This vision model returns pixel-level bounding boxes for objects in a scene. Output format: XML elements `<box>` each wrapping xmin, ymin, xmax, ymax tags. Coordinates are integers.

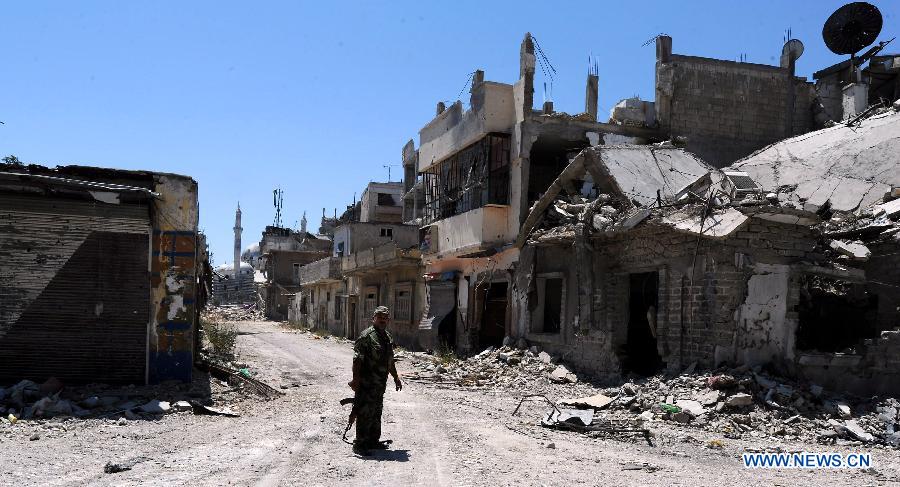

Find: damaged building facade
<box><xmin>513</xmin><ymin>105</ymin><xmax>900</xmax><ymax>395</ymax></box>
<box><xmin>257</xmin><ymin>222</ymin><xmax>331</xmax><ymax>320</ymax></box>
<box><xmin>0</xmin><ymin>164</ymin><xmax>203</xmax><ymax>384</ymax></box>
<box><xmin>292</xmin><ymin>178</ymin><xmax>426</xmax><ymax>348</ymax></box>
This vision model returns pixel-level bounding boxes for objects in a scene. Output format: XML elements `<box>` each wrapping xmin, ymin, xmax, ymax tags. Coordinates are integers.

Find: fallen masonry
<box><xmin>400</xmin><ymin>346</ymin><xmax>900</xmax><ymax>448</ymax></box>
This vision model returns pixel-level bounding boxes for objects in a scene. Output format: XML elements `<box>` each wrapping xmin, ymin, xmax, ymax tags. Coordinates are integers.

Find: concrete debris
<box><xmin>829</xmin><ymin>240</ymin><xmax>871</xmax><ymax>261</ymax></box>
<box><xmin>675</xmin><ymin>400</ymin><xmax>704</xmax><ymax>417</ymax></box>
<box><xmin>400</xmin><ymin>346</ymin><xmax>573</xmax><ymax>389</ymax></box>
<box><xmin>559</xmin><ymin>393</ymin><xmax>614</xmax><ymax>410</ymax></box>
<box><xmin>139</xmin><ymin>400</ymin><xmax>172</xmax><ymax>414</ymax></box>
<box><xmin>205</xmin><ymin>303</ymin><xmax>264</xmax><ymax>322</ymax></box>
<box><xmin>549</xmin><ymin>365</ymin><xmax>578</xmax><ymax>384</ymax></box>
<box><xmin>724</xmin><ymin>393</ymin><xmax>754</xmax><ymax>408</ymax></box>
<box><xmin>402</xmin><ymin>348</ymin><xmax>900</xmax><ymax>448</ymax></box>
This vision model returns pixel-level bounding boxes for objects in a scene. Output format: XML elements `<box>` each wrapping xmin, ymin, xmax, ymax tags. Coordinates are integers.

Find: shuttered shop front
<box><xmin>0</xmin><ymin>194</ymin><xmax>151</xmax><ymax>384</ymax></box>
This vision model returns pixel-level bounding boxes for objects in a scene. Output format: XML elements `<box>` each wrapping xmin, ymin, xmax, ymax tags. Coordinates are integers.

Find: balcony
<box><xmin>298</xmin><ymin>257</ymin><xmax>342</xmax><ymax>285</ymax></box>
<box><xmin>418</xmin><ymin>82</ymin><xmax>515</xmax><ymax>172</ymax></box>
<box><xmin>421</xmin><ymin>204</ymin><xmax>513</xmax><ymax>258</ymax></box>
<box><xmin>342</xmin><ymin>242</ymin><xmax>421</xmax><ymax>274</ymax></box>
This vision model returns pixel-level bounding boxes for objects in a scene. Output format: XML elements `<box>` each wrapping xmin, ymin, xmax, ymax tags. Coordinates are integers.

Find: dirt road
<box><xmin>2</xmin><ymin>321</ymin><xmax>898</xmax><ymax>486</ymax></box>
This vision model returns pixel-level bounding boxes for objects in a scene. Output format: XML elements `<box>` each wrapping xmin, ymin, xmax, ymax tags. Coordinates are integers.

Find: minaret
<box><xmin>233</xmin><ymin>203</ymin><xmax>243</xmax><ymax>302</ymax></box>
<box><xmin>300</xmin><ymin>211</ymin><xmax>308</xmax><ymax>234</ymax></box>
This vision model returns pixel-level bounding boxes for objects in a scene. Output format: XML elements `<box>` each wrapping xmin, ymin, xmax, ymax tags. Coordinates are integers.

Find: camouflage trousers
<box><xmin>354</xmin><ymin>386</ymin><xmax>385</xmax><ymax>447</ymax></box>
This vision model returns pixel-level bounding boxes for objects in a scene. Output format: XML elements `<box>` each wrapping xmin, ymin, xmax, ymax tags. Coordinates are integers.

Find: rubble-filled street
<box><xmin>3</xmin><ymin>2</ymin><xmax>900</xmax><ymax>485</ymax></box>
<box><xmin>2</xmin><ymin>319</ymin><xmax>898</xmax><ymax>486</ymax></box>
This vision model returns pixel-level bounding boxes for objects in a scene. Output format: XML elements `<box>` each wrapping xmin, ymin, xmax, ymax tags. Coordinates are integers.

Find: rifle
<box><xmin>339</xmin><ymin>397</ymin><xmax>359</xmax><ymax>444</ymax></box>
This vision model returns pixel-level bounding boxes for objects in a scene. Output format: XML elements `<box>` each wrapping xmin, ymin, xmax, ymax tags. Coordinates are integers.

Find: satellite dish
<box><xmin>822</xmin><ymin>2</ymin><xmax>882</xmax><ymax>55</ymax></box>
<box><xmin>782</xmin><ymin>39</ymin><xmax>805</xmax><ymax>61</ymax></box>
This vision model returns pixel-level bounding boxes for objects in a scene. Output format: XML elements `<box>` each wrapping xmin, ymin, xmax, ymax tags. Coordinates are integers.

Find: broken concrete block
<box><xmin>829</xmin><ymin>240</ymin><xmax>871</xmax><ymax>261</ymax></box>
<box><xmin>672</xmin><ymin>411</ymin><xmax>692</xmax><ymax>423</ymax></box>
<box><xmin>619</xmin><ymin>208</ymin><xmax>651</xmax><ymax>230</ymax></box>
<box><xmin>639</xmin><ymin>410</ymin><xmax>654</xmax><ymax>422</ymax></box>
<box><xmin>538</xmin><ymin>351</ymin><xmax>554</xmax><ymax>364</ymax></box>
<box><xmin>875</xmin><ymin>198</ymin><xmax>900</xmax><ymax>219</ymax></box>
<box><xmin>560</xmin><ymin>393</ymin><xmax>614</xmax><ymax>410</ymax></box>
<box><xmin>843</xmin><ymin>420</ymin><xmax>874</xmax><ymax>442</ymax></box>
<box><xmin>592</xmin><ymin>214</ymin><xmax>612</xmax><ymax>230</ymax></box>
<box><xmin>549</xmin><ymin>365</ymin><xmax>577</xmax><ymax>383</ymax></box>
<box><xmin>698</xmin><ymin>390</ymin><xmax>721</xmax><ymax>406</ymax></box>
<box><xmin>139</xmin><ymin>400</ymin><xmax>171</xmax><ymax>414</ymax></box>
<box><xmin>707</xmin><ymin>375</ymin><xmax>737</xmax><ymax>390</ymax></box>
<box><xmin>675</xmin><ymin>399</ymin><xmax>704</xmax><ymax>417</ymax></box>
<box><xmin>725</xmin><ymin>393</ymin><xmax>753</xmax><ymax>408</ymax></box>
<box><xmin>836</xmin><ymin>402</ymin><xmax>852</xmax><ymax>419</ymax></box>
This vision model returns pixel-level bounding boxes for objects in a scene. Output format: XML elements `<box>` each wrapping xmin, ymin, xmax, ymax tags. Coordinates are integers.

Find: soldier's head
<box><xmin>372</xmin><ymin>306</ymin><xmax>390</xmax><ymax>329</ymax></box>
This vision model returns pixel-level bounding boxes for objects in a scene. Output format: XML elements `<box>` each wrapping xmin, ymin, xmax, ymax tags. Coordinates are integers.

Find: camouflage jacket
<box><xmin>354</xmin><ymin>326</ymin><xmax>394</xmax><ymax>391</ymax></box>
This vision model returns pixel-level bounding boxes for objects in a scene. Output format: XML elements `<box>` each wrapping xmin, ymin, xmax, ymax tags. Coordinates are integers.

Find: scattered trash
<box><xmin>543</xmin><ymin>408</ymin><xmax>594</xmax><ymax>428</ymax></box>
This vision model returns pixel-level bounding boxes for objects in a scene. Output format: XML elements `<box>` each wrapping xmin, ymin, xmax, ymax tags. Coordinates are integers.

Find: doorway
<box><xmin>478</xmin><ymin>282</ymin><xmax>508</xmax><ymax>349</ymax></box>
<box><xmin>624</xmin><ymin>271</ymin><xmax>662</xmax><ymax>376</ymax></box>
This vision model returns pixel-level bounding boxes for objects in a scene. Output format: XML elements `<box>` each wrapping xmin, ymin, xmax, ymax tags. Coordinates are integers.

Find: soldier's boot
<box><xmin>352</xmin><ymin>442</ymin><xmax>371</xmax><ymax>456</ymax></box>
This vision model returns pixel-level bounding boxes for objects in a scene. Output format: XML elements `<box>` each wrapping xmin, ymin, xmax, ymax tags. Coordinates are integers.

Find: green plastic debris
<box><xmin>660</xmin><ymin>403</ymin><xmax>681</xmax><ymax>414</ymax></box>
<box><xmin>239</xmin><ymin>368</ymin><xmax>251</xmax><ymax>378</ymax></box>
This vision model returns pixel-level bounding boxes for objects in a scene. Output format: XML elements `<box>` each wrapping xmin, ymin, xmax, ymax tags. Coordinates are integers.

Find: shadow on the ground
<box><xmin>361</xmin><ymin>449</ymin><xmax>411</xmax><ymax>462</ymax></box>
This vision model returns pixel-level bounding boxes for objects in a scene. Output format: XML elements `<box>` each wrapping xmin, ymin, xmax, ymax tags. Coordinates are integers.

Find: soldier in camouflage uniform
<box><xmin>348</xmin><ymin>306</ymin><xmax>402</xmax><ymax>455</ymax></box>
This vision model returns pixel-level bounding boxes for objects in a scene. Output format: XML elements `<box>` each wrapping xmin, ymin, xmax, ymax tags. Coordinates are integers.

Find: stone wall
<box><xmin>655</xmin><ymin>36</ymin><xmax>815</xmax><ymax>168</ymax></box>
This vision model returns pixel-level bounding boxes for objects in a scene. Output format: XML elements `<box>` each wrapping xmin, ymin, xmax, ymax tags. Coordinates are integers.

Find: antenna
<box><xmin>273</xmin><ymin>187</ymin><xmax>284</xmax><ymax>227</ymax></box>
<box><xmin>823</xmin><ymin>2</ymin><xmax>882</xmax><ymax>56</ymax></box>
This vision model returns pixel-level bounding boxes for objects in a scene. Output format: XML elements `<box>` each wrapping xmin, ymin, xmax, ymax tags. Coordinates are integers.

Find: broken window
<box><xmin>336</xmin><ymin>241</ymin><xmax>345</xmax><ymax>257</ymax></box>
<box><xmin>377</xmin><ymin>192</ymin><xmax>396</xmax><ymax>206</ymax></box>
<box><xmin>310</xmin><ymin>289</ymin><xmax>315</xmax><ymax>305</ymax></box>
<box><xmin>380</xmin><ymin>228</ymin><xmax>393</xmax><ymax>238</ymax></box>
<box><xmin>421</xmin><ymin>133</ymin><xmax>510</xmax><ymax>224</ymax></box>
<box><xmin>532</xmin><ymin>274</ymin><xmax>564</xmax><ymax>334</ymax></box>
<box><xmin>393</xmin><ymin>283</ymin><xmax>412</xmax><ymax>323</ymax></box>
<box><xmin>797</xmin><ymin>275</ymin><xmax>879</xmax><ymax>353</ymax></box>
<box><xmin>292</xmin><ymin>263</ymin><xmax>300</xmax><ymax>282</ymax></box>
<box><xmin>334</xmin><ymin>295</ymin><xmax>342</xmax><ymax>321</ymax></box>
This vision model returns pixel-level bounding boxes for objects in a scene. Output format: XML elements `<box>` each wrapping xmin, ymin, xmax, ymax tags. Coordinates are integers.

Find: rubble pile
<box><xmin>528</xmin><ymin>192</ymin><xmax>630</xmax><ymax>244</ymax></box>
<box><xmin>402</xmin><ymin>346</ymin><xmax>900</xmax><ymax>448</ymax></box>
<box><xmin>204</xmin><ymin>303</ymin><xmax>264</xmax><ymax>322</ymax></box>
<box><xmin>601</xmin><ymin>370</ymin><xmax>900</xmax><ymax>448</ymax></box>
<box><xmin>0</xmin><ymin>373</ymin><xmax>244</xmax><ymax>426</ymax></box>
<box><xmin>400</xmin><ymin>345</ymin><xmax>589</xmax><ymax>393</ymax></box>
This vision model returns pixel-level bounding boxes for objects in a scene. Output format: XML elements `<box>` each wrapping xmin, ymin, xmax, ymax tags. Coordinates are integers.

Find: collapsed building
<box><xmin>513</xmin><ymin>106</ymin><xmax>900</xmax><ymax>395</ymax></box>
<box><xmin>0</xmin><ymin>164</ymin><xmax>204</xmax><ymax>384</ymax></box>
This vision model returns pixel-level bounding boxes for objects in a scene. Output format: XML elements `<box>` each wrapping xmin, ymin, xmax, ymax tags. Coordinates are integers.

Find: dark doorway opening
<box><xmin>797</xmin><ymin>276</ymin><xmax>879</xmax><ymax>353</ymax></box>
<box><xmin>478</xmin><ymin>282</ymin><xmax>508</xmax><ymax>349</ymax></box>
<box><xmin>624</xmin><ymin>271</ymin><xmax>662</xmax><ymax>376</ymax></box>
<box><xmin>437</xmin><ymin>308</ymin><xmax>457</xmax><ymax>351</ymax></box>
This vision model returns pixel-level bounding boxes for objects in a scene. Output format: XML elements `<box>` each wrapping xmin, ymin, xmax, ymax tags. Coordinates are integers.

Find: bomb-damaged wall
<box><xmin>149</xmin><ymin>174</ymin><xmax>199</xmax><ymax>384</ymax></box>
<box><xmin>513</xmin><ymin>216</ymin><xmax>840</xmax><ymax>381</ymax></box>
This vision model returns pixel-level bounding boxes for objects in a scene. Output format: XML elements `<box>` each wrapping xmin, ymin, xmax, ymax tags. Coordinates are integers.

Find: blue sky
<box><xmin>2</xmin><ymin>1</ymin><xmax>897</xmax><ymax>265</ymax></box>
